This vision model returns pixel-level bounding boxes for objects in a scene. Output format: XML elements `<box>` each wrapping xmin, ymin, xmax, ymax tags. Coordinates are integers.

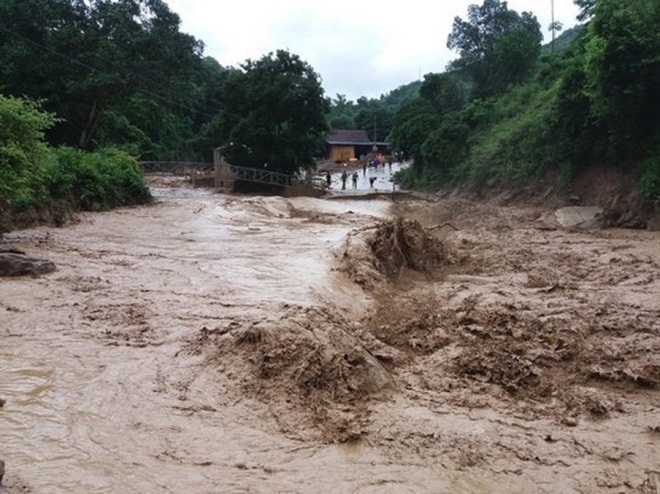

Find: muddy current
<box><xmin>1</xmin><ymin>182</ymin><xmax>659</xmax><ymax>493</ymax></box>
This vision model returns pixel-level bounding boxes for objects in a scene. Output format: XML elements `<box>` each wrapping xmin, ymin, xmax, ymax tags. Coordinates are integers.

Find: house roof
<box><xmin>325</xmin><ymin>129</ymin><xmax>372</xmax><ymax>145</ymax></box>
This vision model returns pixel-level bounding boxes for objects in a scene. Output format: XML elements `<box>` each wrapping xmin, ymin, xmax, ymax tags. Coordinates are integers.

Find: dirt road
<box><xmin>1</xmin><ymin>182</ymin><xmax>659</xmax><ymax>493</ymax></box>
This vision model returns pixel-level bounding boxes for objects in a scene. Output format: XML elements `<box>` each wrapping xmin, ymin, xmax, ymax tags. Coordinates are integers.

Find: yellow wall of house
<box><xmin>331</xmin><ymin>146</ymin><xmax>355</xmax><ymax>162</ymax></box>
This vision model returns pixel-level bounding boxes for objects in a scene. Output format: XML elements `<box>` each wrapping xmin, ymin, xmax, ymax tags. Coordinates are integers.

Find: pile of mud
<box><xmin>184</xmin><ymin>305</ymin><xmax>393</xmax><ymax>442</ymax></box>
<box><xmin>338</xmin><ymin>217</ymin><xmax>455</xmax><ymax>288</ymax></box>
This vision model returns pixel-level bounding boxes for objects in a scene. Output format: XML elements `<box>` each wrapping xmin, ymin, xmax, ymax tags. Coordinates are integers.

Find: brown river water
<box><xmin>1</xmin><ymin>183</ymin><xmax>659</xmax><ymax>493</ymax></box>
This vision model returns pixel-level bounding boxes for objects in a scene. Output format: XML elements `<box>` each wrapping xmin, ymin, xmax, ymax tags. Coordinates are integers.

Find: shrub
<box><xmin>0</xmin><ymin>95</ymin><xmax>56</xmax><ymax>210</ymax></box>
<box><xmin>639</xmin><ymin>152</ymin><xmax>660</xmax><ymax>202</ymax></box>
<box><xmin>45</xmin><ymin>147</ymin><xmax>152</xmax><ymax>210</ymax></box>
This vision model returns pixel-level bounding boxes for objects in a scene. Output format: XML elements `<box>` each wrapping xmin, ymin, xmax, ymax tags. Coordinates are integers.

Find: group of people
<box><xmin>324</xmin><ymin>167</ymin><xmax>380</xmax><ymax>190</ymax></box>
<box><xmin>323</xmin><ymin>153</ymin><xmax>403</xmax><ymax>191</ymax></box>
<box><xmin>337</xmin><ymin>170</ymin><xmax>359</xmax><ymax>190</ymax></box>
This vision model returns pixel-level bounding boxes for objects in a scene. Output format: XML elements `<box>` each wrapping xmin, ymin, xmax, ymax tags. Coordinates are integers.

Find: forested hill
<box><xmin>323</xmin><ymin>24</ymin><xmax>585</xmax><ymax>145</ymax></box>
<box><xmin>387</xmin><ymin>0</ymin><xmax>660</xmax><ymax>205</ymax></box>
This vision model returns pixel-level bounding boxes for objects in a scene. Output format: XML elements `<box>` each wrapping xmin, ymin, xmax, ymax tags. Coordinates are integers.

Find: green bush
<box><xmin>639</xmin><ymin>152</ymin><xmax>660</xmax><ymax>202</ymax></box>
<box><xmin>1</xmin><ymin>93</ymin><xmax>151</xmax><ymax>225</ymax></box>
<box><xmin>0</xmin><ymin>95</ymin><xmax>56</xmax><ymax>210</ymax></box>
<box><xmin>45</xmin><ymin>147</ymin><xmax>152</xmax><ymax>210</ymax></box>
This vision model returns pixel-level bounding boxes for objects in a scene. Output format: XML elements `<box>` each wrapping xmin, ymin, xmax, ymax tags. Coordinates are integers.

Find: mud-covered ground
<box><xmin>1</xmin><ymin>179</ymin><xmax>659</xmax><ymax>493</ymax></box>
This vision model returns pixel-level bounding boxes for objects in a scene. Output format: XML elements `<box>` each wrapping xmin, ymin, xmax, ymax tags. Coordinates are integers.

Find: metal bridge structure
<box><xmin>139</xmin><ymin>158</ymin><xmax>325</xmax><ymax>197</ymax></box>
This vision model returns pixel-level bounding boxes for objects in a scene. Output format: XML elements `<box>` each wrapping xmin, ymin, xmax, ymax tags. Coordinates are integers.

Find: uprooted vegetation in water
<box><xmin>337</xmin><ymin>217</ymin><xmax>458</xmax><ymax>289</ymax></box>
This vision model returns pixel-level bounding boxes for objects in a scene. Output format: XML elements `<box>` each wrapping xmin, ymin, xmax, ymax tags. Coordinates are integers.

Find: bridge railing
<box><xmin>140</xmin><ymin>158</ymin><xmax>326</xmax><ymax>192</ymax></box>
<box><xmin>218</xmin><ymin>164</ymin><xmax>326</xmax><ymax>190</ymax></box>
<box><xmin>218</xmin><ymin>163</ymin><xmax>292</xmax><ymax>186</ymax></box>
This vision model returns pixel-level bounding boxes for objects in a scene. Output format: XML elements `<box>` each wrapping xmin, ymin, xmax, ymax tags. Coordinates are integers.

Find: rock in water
<box><xmin>555</xmin><ymin>207</ymin><xmax>604</xmax><ymax>229</ymax></box>
<box><xmin>0</xmin><ymin>251</ymin><xmax>56</xmax><ymax>277</ymax></box>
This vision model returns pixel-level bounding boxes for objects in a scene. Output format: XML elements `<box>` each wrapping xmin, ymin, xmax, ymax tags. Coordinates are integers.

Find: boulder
<box><xmin>0</xmin><ymin>250</ymin><xmax>56</xmax><ymax>277</ymax></box>
<box><xmin>555</xmin><ymin>206</ymin><xmax>604</xmax><ymax>229</ymax></box>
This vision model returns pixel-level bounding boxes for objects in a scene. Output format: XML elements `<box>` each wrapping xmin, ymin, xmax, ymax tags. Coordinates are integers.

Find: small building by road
<box><xmin>325</xmin><ymin>129</ymin><xmax>390</xmax><ymax>162</ymax></box>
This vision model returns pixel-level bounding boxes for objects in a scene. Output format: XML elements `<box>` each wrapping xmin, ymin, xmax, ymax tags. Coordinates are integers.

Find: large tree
<box><xmin>354</xmin><ymin>97</ymin><xmax>393</xmax><ymax>143</ymax></box>
<box><xmin>447</xmin><ymin>0</ymin><xmax>542</xmax><ymax>98</ymax></box>
<box><xmin>575</xmin><ymin>0</ymin><xmax>597</xmax><ymax>21</ymax></box>
<box><xmin>212</xmin><ymin>50</ymin><xmax>329</xmax><ymax>175</ymax></box>
<box><xmin>389</xmin><ymin>98</ymin><xmax>441</xmax><ymax>170</ymax></box>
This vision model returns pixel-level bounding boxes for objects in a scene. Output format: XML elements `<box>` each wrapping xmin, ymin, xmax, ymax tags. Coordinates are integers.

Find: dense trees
<box><xmin>2</xmin><ymin>0</ymin><xmax>658</xmax><ymax>206</ymax></box>
<box><xmin>0</xmin><ymin>95</ymin><xmax>57</xmax><ymax>210</ymax></box>
<box><xmin>0</xmin><ymin>0</ymin><xmax>415</xmax><ymax>177</ymax></box>
<box><xmin>208</xmin><ymin>50</ymin><xmax>328</xmax><ymax>175</ymax></box>
<box><xmin>582</xmin><ymin>0</ymin><xmax>660</xmax><ymax>159</ymax></box>
<box><xmin>0</xmin><ymin>94</ymin><xmax>150</xmax><ymax>229</ymax></box>
<box><xmin>391</xmin><ymin>0</ymin><xmax>660</xmax><ymax>200</ymax></box>
<box><xmin>0</xmin><ymin>0</ymin><xmax>207</xmax><ymax>156</ymax></box>
<box><xmin>325</xmin><ymin>81</ymin><xmax>421</xmax><ymax>142</ymax></box>
<box><xmin>447</xmin><ymin>0</ymin><xmax>542</xmax><ymax>98</ymax></box>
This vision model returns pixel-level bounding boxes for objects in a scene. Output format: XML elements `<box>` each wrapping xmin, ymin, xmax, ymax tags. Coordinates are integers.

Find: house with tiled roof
<box><xmin>325</xmin><ymin>129</ymin><xmax>390</xmax><ymax>162</ymax></box>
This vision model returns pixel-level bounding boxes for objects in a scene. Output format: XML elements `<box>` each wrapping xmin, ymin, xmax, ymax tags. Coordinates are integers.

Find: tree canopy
<box><xmin>447</xmin><ymin>0</ymin><xmax>542</xmax><ymax>98</ymax></box>
<box><xmin>210</xmin><ymin>50</ymin><xmax>329</xmax><ymax>175</ymax></box>
<box><xmin>0</xmin><ymin>0</ymin><xmax>213</xmax><ymax>158</ymax></box>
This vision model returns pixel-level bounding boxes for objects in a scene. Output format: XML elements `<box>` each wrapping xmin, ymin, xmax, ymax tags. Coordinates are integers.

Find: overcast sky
<box><xmin>164</xmin><ymin>0</ymin><xmax>582</xmax><ymax>102</ymax></box>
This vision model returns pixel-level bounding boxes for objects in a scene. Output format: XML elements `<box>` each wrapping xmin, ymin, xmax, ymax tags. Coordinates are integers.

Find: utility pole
<box><xmin>551</xmin><ymin>0</ymin><xmax>556</xmax><ymax>55</ymax></box>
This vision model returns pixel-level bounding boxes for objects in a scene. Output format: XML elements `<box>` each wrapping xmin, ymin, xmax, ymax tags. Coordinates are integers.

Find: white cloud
<box><xmin>165</xmin><ymin>0</ymin><xmax>582</xmax><ymax>101</ymax></box>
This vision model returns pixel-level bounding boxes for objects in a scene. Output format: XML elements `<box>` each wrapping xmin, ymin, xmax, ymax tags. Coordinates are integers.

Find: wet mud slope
<box><xmin>1</xmin><ymin>186</ymin><xmax>659</xmax><ymax>493</ymax></box>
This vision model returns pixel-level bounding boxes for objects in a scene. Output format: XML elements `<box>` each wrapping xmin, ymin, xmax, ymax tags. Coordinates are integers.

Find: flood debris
<box><xmin>370</xmin><ymin>217</ymin><xmax>452</xmax><ymax>279</ymax></box>
<box><xmin>338</xmin><ymin>217</ymin><xmax>456</xmax><ymax>288</ymax></box>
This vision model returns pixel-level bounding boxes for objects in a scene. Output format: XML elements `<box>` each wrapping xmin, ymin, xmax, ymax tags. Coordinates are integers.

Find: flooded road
<box><xmin>1</xmin><ymin>185</ymin><xmax>659</xmax><ymax>493</ymax></box>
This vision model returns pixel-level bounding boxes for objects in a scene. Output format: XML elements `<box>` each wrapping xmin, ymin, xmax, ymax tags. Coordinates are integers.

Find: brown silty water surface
<box><xmin>1</xmin><ymin>181</ymin><xmax>659</xmax><ymax>493</ymax></box>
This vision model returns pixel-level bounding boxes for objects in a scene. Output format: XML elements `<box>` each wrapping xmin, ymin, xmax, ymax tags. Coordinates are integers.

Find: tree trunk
<box><xmin>78</xmin><ymin>99</ymin><xmax>103</xmax><ymax>149</ymax></box>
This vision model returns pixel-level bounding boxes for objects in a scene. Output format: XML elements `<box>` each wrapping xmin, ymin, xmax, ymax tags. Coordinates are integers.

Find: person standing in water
<box><xmin>341</xmin><ymin>170</ymin><xmax>348</xmax><ymax>190</ymax></box>
<box><xmin>352</xmin><ymin>172</ymin><xmax>359</xmax><ymax>189</ymax></box>
<box><xmin>325</xmin><ymin>170</ymin><xmax>332</xmax><ymax>189</ymax></box>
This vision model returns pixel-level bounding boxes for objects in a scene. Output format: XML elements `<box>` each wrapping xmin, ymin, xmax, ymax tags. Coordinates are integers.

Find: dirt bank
<box><xmin>1</xmin><ymin>187</ymin><xmax>659</xmax><ymax>493</ymax></box>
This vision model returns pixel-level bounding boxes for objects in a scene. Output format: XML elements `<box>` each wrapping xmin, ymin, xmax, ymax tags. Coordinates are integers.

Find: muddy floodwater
<box><xmin>1</xmin><ymin>182</ymin><xmax>659</xmax><ymax>493</ymax></box>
